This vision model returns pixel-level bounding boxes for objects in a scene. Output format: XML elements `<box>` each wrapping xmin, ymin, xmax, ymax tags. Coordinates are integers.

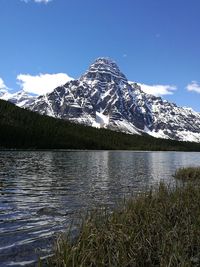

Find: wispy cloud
<box><xmin>0</xmin><ymin>78</ymin><xmax>9</xmax><ymax>91</ymax></box>
<box><xmin>138</xmin><ymin>83</ymin><xmax>177</xmax><ymax>97</ymax></box>
<box><xmin>34</xmin><ymin>0</ymin><xmax>52</xmax><ymax>2</ymax></box>
<box><xmin>17</xmin><ymin>73</ymin><xmax>74</xmax><ymax>95</ymax></box>
<box><xmin>21</xmin><ymin>0</ymin><xmax>52</xmax><ymax>4</ymax></box>
<box><xmin>186</xmin><ymin>81</ymin><xmax>200</xmax><ymax>94</ymax></box>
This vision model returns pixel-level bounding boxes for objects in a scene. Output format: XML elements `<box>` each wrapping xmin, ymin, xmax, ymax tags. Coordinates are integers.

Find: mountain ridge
<box><xmin>2</xmin><ymin>58</ymin><xmax>200</xmax><ymax>142</ymax></box>
<box><xmin>0</xmin><ymin>88</ymin><xmax>36</xmax><ymax>107</ymax></box>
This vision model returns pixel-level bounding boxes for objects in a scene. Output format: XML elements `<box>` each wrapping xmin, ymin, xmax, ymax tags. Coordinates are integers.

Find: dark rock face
<box><xmin>23</xmin><ymin>58</ymin><xmax>200</xmax><ymax>142</ymax></box>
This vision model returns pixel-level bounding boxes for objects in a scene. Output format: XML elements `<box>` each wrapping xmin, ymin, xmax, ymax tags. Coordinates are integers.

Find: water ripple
<box><xmin>1</xmin><ymin>151</ymin><xmax>200</xmax><ymax>266</ymax></box>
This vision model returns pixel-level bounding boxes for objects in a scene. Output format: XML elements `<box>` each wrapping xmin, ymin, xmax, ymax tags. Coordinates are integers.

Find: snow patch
<box><xmin>92</xmin><ymin>112</ymin><xmax>109</xmax><ymax>128</ymax></box>
<box><xmin>144</xmin><ymin>126</ymin><xmax>169</xmax><ymax>139</ymax></box>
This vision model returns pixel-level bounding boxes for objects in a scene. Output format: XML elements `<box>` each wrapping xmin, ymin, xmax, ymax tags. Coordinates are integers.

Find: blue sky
<box><xmin>0</xmin><ymin>0</ymin><xmax>200</xmax><ymax>111</ymax></box>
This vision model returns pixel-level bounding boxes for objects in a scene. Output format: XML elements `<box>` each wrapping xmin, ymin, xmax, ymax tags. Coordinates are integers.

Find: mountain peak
<box><xmin>93</xmin><ymin>57</ymin><xmax>118</xmax><ymax>67</ymax></box>
<box><xmin>13</xmin><ymin>59</ymin><xmax>200</xmax><ymax>143</ymax></box>
<box><xmin>80</xmin><ymin>57</ymin><xmax>127</xmax><ymax>83</ymax></box>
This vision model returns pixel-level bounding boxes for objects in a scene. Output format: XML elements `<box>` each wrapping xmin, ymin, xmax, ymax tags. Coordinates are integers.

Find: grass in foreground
<box><xmin>174</xmin><ymin>167</ymin><xmax>200</xmax><ymax>181</ymax></box>
<box><xmin>46</xmin><ymin>168</ymin><xmax>200</xmax><ymax>267</ymax></box>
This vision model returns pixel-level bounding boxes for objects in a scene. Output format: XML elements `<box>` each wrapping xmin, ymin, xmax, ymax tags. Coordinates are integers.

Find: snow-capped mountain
<box><xmin>22</xmin><ymin>58</ymin><xmax>200</xmax><ymax>142</ymax></box>
<box><xmin>0</xmin><ymin>89</ymin><xmax>9</xmax><ymax>99</ymax></box>
<box><xmin>0</xmin><ymin>89</ymin><xmax>36</xmax><ymax>107</ymax></box>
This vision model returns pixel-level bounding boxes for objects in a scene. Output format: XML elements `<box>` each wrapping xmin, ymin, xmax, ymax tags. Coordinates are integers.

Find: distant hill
<box><xmin>0</xmin><ymin>99</ymin><xmax>200</xmax><ymax>151</ymax></box>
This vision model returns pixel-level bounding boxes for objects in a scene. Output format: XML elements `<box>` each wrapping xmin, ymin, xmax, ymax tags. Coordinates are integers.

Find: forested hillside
<box><xmin>0</xmin><ymin>99</ymin><xmax>200</xmax><ymax>151</ymax></box>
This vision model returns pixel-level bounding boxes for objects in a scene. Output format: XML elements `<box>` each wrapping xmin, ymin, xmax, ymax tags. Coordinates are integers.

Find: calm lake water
<box><xmin>1</xmin><ymin>151</ymin><xmax>200</xmax><ymax>266</ymax></box>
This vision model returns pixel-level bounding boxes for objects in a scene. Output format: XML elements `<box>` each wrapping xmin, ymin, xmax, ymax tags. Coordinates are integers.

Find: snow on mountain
<box><xmin>21</xmin><ymin>57</ymin><xmax>200</xmax><ymax>142</ymax></box>
<box><xmin>0</xmin><ymin>88</ymin><xmax>13</xmax><ymax>100</ymax></box>
<box><xmin>0</xmin><ymin>89</ymin><xmax>36</xmax><ymax>107</ymax></box>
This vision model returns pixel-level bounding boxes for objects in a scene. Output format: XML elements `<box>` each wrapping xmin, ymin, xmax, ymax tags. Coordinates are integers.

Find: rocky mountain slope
<box><xmin>1</xmin><ymin>98</ymin><xmax>200</xmax><ymax>151</ymax></box>
<box><xmin>3</xmin><ymin>58</ymin><xmax>200</xmax><ymax>142</ymax></box>
<box><xmin>0</xmin><ymin>89</ymin><xmax>36</xmax><ymax>107</ymax></box>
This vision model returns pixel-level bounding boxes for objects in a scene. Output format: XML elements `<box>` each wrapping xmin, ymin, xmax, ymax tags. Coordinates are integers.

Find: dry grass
<box><xmin>174</xmin><ymin>167</ymin><xmax>200</xmax><ymax>181</ymax></box>
<box><xmin>44</xmin><ymin>168</ymin><xmax>200</xmax><ymax>267</ymax></box>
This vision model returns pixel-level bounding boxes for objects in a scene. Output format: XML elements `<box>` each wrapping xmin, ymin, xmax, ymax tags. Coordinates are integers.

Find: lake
<box><xmin>1</xmin><ymin>151</ymin><xmax>200</xmax><ymax>266</ymax></box>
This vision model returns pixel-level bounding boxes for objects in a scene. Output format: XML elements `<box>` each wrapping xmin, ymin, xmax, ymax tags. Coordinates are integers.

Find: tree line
<box><xmin>0</xmin><ymin>99</ymin><xmax>200</xmax><ymax>151</ymax></box>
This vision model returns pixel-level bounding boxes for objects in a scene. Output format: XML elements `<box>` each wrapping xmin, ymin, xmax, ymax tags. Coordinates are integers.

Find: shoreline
<box><xmin>46</xmin><ymin>167</ymin><xmax>200</xmax><ymax>266</ymax></box>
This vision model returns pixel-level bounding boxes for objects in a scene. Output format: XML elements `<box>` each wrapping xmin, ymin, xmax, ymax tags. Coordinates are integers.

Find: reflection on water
<box><xmin>0</xmin><ymin>151</ymin><xmax>200</xmax><ymax>266</ymax></box>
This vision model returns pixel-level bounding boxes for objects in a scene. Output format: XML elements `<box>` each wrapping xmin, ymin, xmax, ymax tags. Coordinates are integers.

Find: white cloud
<box><xmin>138</xmin><ymin>83</ymin><xmax>177</xmax><ymax>97</ymax></box>
<box><xmin>186</xmin><ymin>81</ymin><xmax>200</xmax><ymax>94</ymax></box>
<box><xmin>0</xmin><ymin>78</ymin><xmax>8</xmax><ymax>90</ymax></box>
<box><xmin>34</xmin><ymin>0</ymin><xmax>52</xmax><ymax>2</ymax></box>
<box><xmin>17</xmin><ymin>73</ymin><xmax>74</xmax><ymax>95</ymax></box>
<box><xmin>21</xmin><ymin>0</ymin><xmax>52</xmax><ymax>3</ymax></box>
